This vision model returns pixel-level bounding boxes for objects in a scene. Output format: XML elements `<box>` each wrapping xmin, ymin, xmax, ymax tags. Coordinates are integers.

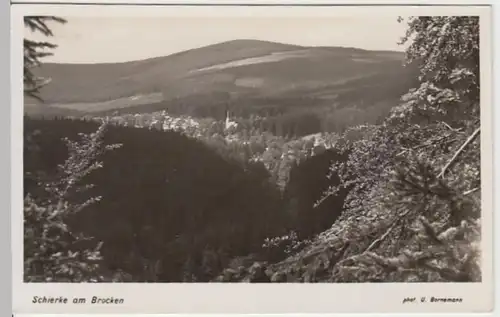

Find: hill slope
<box><xmin>26</xmin><ymin>39</ymin><xmax>418</xmax><ymax>128</ymax></box>
<box><xmin>28</xmin><ymin>40</ymin><xmax>303</xmax><ymax>103</ymax></box>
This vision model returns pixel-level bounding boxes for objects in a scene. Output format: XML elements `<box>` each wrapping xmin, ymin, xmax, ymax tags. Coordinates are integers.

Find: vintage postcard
<box><xmin>11</xmin><ymin>2</ymin><xmax>494</xmax><ymax>314</ymax></box>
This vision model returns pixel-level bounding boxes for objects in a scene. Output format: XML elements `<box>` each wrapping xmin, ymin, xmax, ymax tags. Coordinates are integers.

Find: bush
<box><xmin>24</xmin><ymin>120</ymin><xmax>121</xmax><ymax>282</ymax></box>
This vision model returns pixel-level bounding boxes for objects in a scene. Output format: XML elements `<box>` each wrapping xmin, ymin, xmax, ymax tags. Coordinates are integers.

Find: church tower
<box><xmin>225</xmin><ymin>110</ymin><xmax>232</xmax><ymax>130</ymax></box>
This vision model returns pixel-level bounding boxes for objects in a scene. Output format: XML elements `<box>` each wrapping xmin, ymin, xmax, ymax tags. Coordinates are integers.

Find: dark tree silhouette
<box><xmin>24</xmin><ymin>16</ymin><xmax>67</xmax><ymax>101</ymax></box>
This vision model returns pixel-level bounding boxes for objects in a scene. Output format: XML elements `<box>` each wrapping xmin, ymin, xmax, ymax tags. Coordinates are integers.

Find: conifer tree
<box><xmin>23</xmin><ymin>17</ymin><xmax>125</xmax><ymax>282</ymax></box>
<box><xmin>245</xmin><ymin>16</ymin><xmax>483</xmax><ymax>283</ymax></box>
<box><xmin>24</xmin><ymin>16</ymin><xmax>67</xmax><ymax>101</ymax></box>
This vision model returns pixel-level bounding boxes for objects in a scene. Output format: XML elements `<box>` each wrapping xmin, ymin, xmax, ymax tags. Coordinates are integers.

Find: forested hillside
<box><xmin>25</xmin><ymin>38</ymin><xmax>418</xmax><ymax>138</ymax></box>
<box><xmin>24</xmin><ymin>16</ymin><xmax>482</xmax><ymax>283</ymax></box>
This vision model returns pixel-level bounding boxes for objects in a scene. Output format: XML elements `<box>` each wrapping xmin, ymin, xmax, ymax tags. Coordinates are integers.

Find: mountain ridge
<box><xmin>40</xmin><ymin>39</ymin><xmax>403</xmax><ymax>66</ymax></box>
<box><xmin>26</xmin><ymin>39</ymin><xmax>416</xmax><ymax>130</ymax></box>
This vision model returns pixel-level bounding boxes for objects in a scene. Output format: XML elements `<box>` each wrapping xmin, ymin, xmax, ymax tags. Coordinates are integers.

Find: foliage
<box><xmin>25</xmin><ymin>117</ymin><xmax>293</xmax><ymax>282</ymax></box>
<box><xmin>24</xmin><ymin>16</ymin><xmax>67</xmax><ymax>101</ymax></box>
<box><xmin>24</xmin><ymin>120</ymin><xmax>121</xmax><ymax>282</ymax></box>
<box><xmin>215</xmin><ymin>260</ymin><xmax>271</xmax><ymax>283</ymax></box>
<box><xmin>225</xmin><ymin>16</ymin><xmax>482</xmax><ymax>283</ymax></box>
<box><xmin>86</xmin><ymin>111</ymin><xmax>342</xmax><ymax>192</ymax></box>
<box><xmin>24</xmin><ymin>197</ymin><xmax>103</xmax><ymax>282</ymax></box>
<box><xmin>24</xmin><ymin>16</ymin><xmax>482</xmax><ymax>284</ymax></box>
<box><xmin>392</xmin><ymin>16</ymin><xmax>480</xmax><ymax>124</ymax></box>
<box><xmin>261</xmin><ymin>231</ymin><xmax>312</xmax><ymax>263</ymax></box>
<box><xmin>23</xmin><ymin>16</ymin><xmax>123</xmax><ymax>283</ymax></box>
<box><xmin>23</xmin><ymin>14</ymin><xmax>351</xmax><ymax>283</ymax></box>
<box><xmin>232</xmin><ymin>115</ymin><xmax>480</xmax><ymax>283</ymax></box>
<box><xmin>27</xmin><ymin>108</ymin><xmax>354</xmax><ymax>282</ymax></box>
<box><xmin>40</xmin><ymin>121</ymin><xmax>122</xmax><ymax>207</ymax></box>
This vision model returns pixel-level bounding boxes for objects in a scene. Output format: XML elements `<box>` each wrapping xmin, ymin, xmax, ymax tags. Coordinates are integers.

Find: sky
<box><xmin>25</xmin><ymin>16</ymin><xmax>409</xmax><ymax>64</ymax></box>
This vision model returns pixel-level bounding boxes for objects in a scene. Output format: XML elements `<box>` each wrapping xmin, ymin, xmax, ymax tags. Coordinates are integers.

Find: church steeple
<box><xmin>224</xmin><ymin>97</ymin><xmax>238</xmax><ymax>131</ymax></box>
<box><xmin>225</xmin><ymin>109</ymin><xmax>231</xmax><ymax>130</ymax></box>
<box><xmin>224</xmin><ymin>107</ymin><xmax>237</xmax><ymax>131</ymax></box>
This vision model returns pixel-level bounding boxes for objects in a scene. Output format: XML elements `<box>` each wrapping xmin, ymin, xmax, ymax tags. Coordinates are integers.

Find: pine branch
<box><xmin>438</xmin><ymin>127</ymin><xmax>480</xmax><ymax>178</ymax></box>
<box><xmin>363</xmin><ymin>207</ymin><xmax>414</xmax><ymax>253</ymax></box>
<box><xmin>23</xmin><ymin>16</ymin><xmax>66</xmax><ymax>102</ymax></box>
<box><xmin>463</xmin><ymin>187</ymin><xmax>480</xmax><ymax>196</ymax></box>
<box><xmin>419</xmin><ymin>216</ymin><xmax>443</xmax><ymax>245</ymax></box>
<box><xmin>24</xmin><ymin>16</ymin><xmax>67</xmax><ymax>35</ymax></box>
<box><xmin>440</xmin><ymin>121</ymin><xmax>456</xmax><ymax>131</ymax></box>
<box><xmin>395</xmin><ymin>133</ymin><xmax>455</xmax><ymax>157</ymax></box>
<box><xmin>422</xmin><ymin>262</ymin><xmax>472</xmax><ymax>282</ymax></box>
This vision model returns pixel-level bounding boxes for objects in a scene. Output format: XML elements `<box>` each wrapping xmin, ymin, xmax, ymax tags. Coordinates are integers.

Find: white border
<box><xmin>11</xmin><ymin>3</ymin><xmax>495</xmax><ymax>314</ymax></box>
<box><xmin>8</xmin><ymin>4</ymin><xmax>495</xmax><ymax>17</ymax></box>
<box><xmin>8</xmin><ymin>0</ymin><xmax>497</xmax><ymax>5</ymax></box>
<box><xmin>2</xmin><ymin>0</ymin><xmax>11</xmax><ymax>314</ymax></box>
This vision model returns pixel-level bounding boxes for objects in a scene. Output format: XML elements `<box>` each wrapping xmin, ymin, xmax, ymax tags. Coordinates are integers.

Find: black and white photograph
<box><xmin>12</xmin><ymin>2</ymin><xmax>494</xmax><ymax>314</ymax></box>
